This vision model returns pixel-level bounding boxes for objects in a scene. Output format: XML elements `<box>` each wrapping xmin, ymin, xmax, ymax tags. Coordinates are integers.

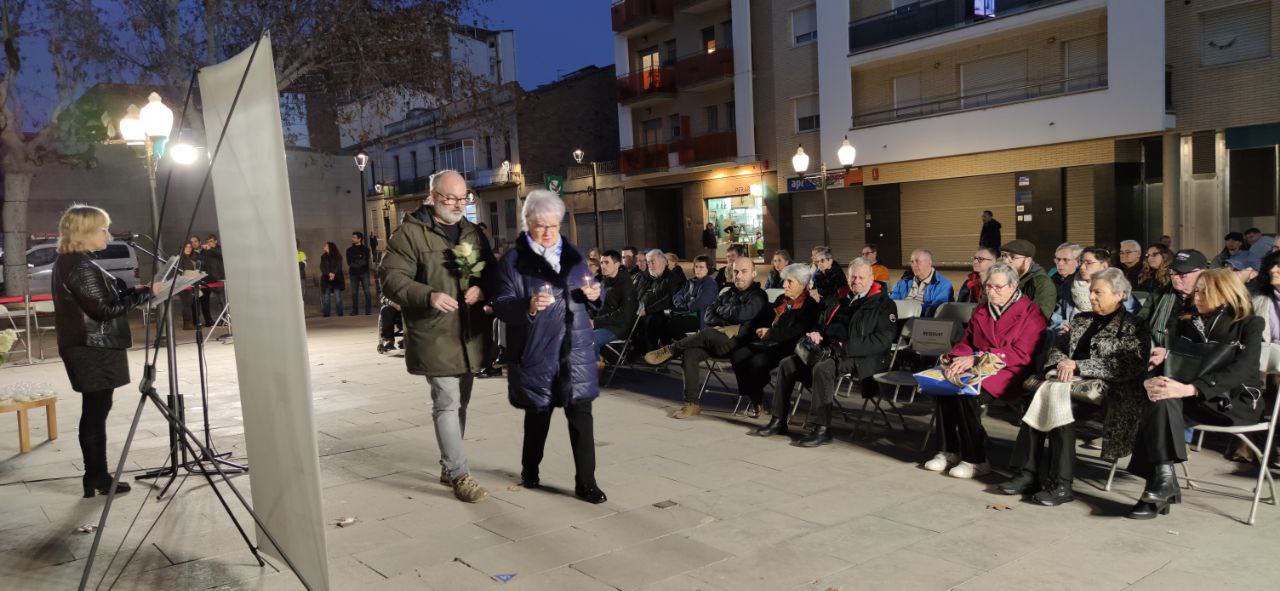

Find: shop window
<box><xmin>707</xmin><ymin>195</ymin><xmax>765</xmax><ymax>258</ymax></box>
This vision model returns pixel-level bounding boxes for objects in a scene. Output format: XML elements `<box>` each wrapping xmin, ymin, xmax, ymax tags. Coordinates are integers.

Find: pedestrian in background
<box><xmin>320</xmin><ymin>241</ymin><xmax>346</xmax><ymax>317</ymax></box>
<box><xmin>347</xmin><ymin>231</ymin><xmax>373</xmax><ymax>315</ymax></box>
<box><xmin>979</xmin><ymin>210</ymin><xmax>1002</xmax><ymax>251</ymax></box>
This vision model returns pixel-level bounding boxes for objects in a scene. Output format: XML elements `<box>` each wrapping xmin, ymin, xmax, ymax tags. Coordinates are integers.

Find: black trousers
<box><xmin>935</xmin><ymin>396</ymin><xmax>989</xmax><ymax>463</ymax></box>
<box><xmin>1009</xmin><ymin>422</ymin><xmax>1075</xmax><ymax>486</ymax></box>
<box><xmin>673</xmin><ymin>328</ymin><xmax>739</xmax><ymax>403</ymax></box>
<box><xmin>1128</xmin><ymin>398</ymin><xmax>1188</xmax><ymax>480</ymax></box>
<box><xmin>771</xmin><ymin>355</ymin><xmax>852</xmax><ymax>427</ymax></box>
<box><xmin>731</xmin><ymin>345</ymin><xmax>788</xmax><ymax>407</ymax></box>
<box><xmin>522</xmin><ymin>401</ymin><xmax>597</xmax><ymax>489</ymax></box>
<box><xmin>80</xmin><ymin>389</ymin><xmax>115</xmax><ymax>478</ymax></box>
<box><xmin>661</xmin><ymin>314</ymin><xmax>702</xmax><ymax>344</ymax></box>
<box><xmin>379</xmin><ymin>305</ymin><xmax>402</xmax><ymax>341</ymax></box>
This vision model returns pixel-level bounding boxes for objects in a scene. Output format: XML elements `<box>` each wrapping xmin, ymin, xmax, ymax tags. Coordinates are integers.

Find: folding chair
<box><xmin>602</xmin><ymin>312</ymin><xmax>643</xmax><ymax>387</ymax></box>
<box><xmin>0</xmin><ymin>304</ymin><xmax>30</xmax><ymax>362</ymax></box>
<box><xmin>31</xmin><ymin>301</ymin><xmax>56</xmax><ymax>360</ymax></box>
<box><xmin>1180</xmin><ymin>397</ymin><xmax>1280</xmax><ymax>525</ymax></box>
<box><xmin>764</xmin><ymin>288</ymin><xmax>784</xmax><ymax>301</ymax></box>
<box><xmin>871</xmin><ymin>318</ymin><xmax>963</xmax><ymax>442</ymax></box>
<box><xmin>933</xmin><ymin>302</ymin><xmax>976</xmax><ymax>326</ymax></box>
<box><xmin>692</xmin><ymin>355</ymin><xmax>750</xmax><ymax>415</ymax></box>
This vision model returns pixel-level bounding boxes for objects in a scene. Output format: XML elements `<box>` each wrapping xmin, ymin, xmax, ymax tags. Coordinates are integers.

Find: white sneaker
<box><xmin>923</xmin><ymin>452</ymin><xmax>959</xmax><ymax>472</ymax></box>
<box><xmin>948</xmin><ymin>461</ymin><xmax>991</xmax><ymax>479</ymax></box>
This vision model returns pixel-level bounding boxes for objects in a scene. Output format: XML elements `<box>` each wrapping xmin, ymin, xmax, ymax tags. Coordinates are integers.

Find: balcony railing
<box><xmin>851</xmin><ymin>68</ymin><xmax>1106</xmax><ymax>128</ymax></box>
<box><xmin>397</xmin><ymin>176</ymin><xmax>429</xmax><ymax>196</ymax></box>
<box><xmin>620</xmin><ymin>143</ymin><xmax>671</xmax><ymax>174</ymax></box>
<box><xmin>616</xmin><ymin>67</ymin><xmax>677</xmax><ymax>102</ymax></box>
<box><xmin>611</xmin><ymin>0</ymin><xmax>674</xmax><ymax>34</ymax></box>
<box><xmin>568</xmin><ymin>160</ymin><xmax>621</xmax><ymax>179</ymax></box>
<box><xmin>675</xmin><ymin>47</ymin><xmax>734</xmax><ymax>89</ymax></box>
<box><xmin>673</xmin><ymin>130</ymin><xmax>737</xmax><ymax>165</ymax></box>
<box><xmin>384</xmin><ymin>108</ymin><xmax>440</xmax><ymax>137</ymax></box>
<box><xmin>849</xmin><ymin>0</ymin><xmax>1071</xmax><ymax>54</ymax></box>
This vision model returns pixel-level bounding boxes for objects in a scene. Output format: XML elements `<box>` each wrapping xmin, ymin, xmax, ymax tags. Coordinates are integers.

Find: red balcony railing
<box><xmin>673</xmin><ymin>131</ymin><xmax>737</xmax><ymax>165</ymax></box>
<box><xmin>620</xmin><ymin>143</ymin><xmax>671</xmax><ymax>174</ymax></box>
<box><xmin>611</xmin><ymin>0</ymin><xmax>675</xmax><ymax>33</ymax></box>
<box><xmin>675</xmin><ymin>47</ymin><xmax>734</xmax><ymax>88</ymax></box>
<box><xmin>616</xmin><ymin>67</ymin><xmax>677</xmax><ymax>102</ymax></box>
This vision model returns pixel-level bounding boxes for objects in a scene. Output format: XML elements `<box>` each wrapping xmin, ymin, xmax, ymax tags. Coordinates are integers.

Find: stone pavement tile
<box><xmin>382</xmin><ymin>497</ymin><xmax>524</xmax><ymax>539</ymax></box>
<box><xmin>688</xmin><ymin>541</ymin><xmax>853</xmax><ymax>590</ymax></box>
<box><xmin>803</xmin><ymin>552</ymin><xmax>980</xmax><ymax>591</ymax></box>
<box><xmin>771</xmin><ymin>477</ymin><xmax>929</xmax><ymax>527</ymax></box>
<box><xmin>673</xmin><ymin>480</ymin><xmax>804</xmax><ymax>520</ymax></box>
<box><xmin>686</xmin><ymin>509</ymin><xmax>820</xmax><ymax>554</ymax></box>
<box><xmin>1151</xmin><ymin>533</ymin><xmax>1279</xmax><ymax>590</ymax></box>
<box><xmin>488</xmin><ymin>565</ymin><xmax>616</xmax><ymax>591</ymax></box>
<box><xmin>909</xmin><ymin>518</ymin><xmax>1061</xmax><ymax>572</ymax></box>
<box><xmin>639</xmin><ymin>573</ymin><xmax>731</xmax><ymax>591</ymax></box>
<box><xmin>595</xmin><ymin>454</ymin><xmax>697</xmax><ymax>485</ymax></box>
<box><xmin>1126</xmin><ymin>566</ymin><xmax>1244</xmax><ymax>591</ymax></box>
<box><xmin>570</xmin><ymin>534</ymin><xmax>733</xmax><ymax>590</ymax></box>
<box><xmin>955</xmin><ymin>530</ymin><xmax>1184</xmax><ymax>590</ymax></box>
<box><xmin>372</xmin><ymin>558</ymin><xmax>496</xmax><ymax>590</ymax></box>
<box><xmin>352</xmin><ymin>523</ymin><xmax>509</xmax><ymax>577</ymax></box>
<box><xmin>872</xmin><ymin>490</ymin><xmax>997</xmax><ymax>533</ymax></box>
<box><xmin>739</xmin><ymin>442</ymin><xmax>838</xmax><ymax>471</ymax></box>
<box><xmin>475</xmin><ymin>497</ymin><xmax>617</xmax><ymax>540</ymax></box>
<box><xmin>748</xmin><ymin>461</ymin><xmax>869</xmax><ymax>498</ymax></box>
<box><xmin>785</xmin><ymin>514</ymin><xmax>934</xmax><ymax>566</ymax></box>
<box><xmin>572</xmin><ymin>503</ymin><xmax>715</xmax><ymax>549</ymax></box>
<box><xmin>659</xmin><ymin>458</ymin><xmax>780</xmax><ymax>490</ymax></box>
<box><xmin>324</xmin><ymin>518</ymin><xmax>413</xmax><ymax>559</ymax></box>
<box><xmin>589</xmin><ymin>473</ymin><xmax>704</xmax><ymax>511</ymax></box>
<box><xmin>458</xmin><ymin>526</ymin><xmax>608</xmax><ymax>578</ymax></box>
<box><xmin>323</xmin><ymin>554</ymin><xmax>389</xmax><ymax>588</ymax></box>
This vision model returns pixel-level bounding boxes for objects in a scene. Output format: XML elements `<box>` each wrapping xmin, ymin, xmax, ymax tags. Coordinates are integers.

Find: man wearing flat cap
<box><xmin>1000</xmin><ymin>239</ymin><xmax>1056</xmax><ymax>319</ymax></box>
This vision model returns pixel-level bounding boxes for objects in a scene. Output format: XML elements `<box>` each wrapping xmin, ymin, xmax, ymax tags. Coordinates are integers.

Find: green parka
<box><xmin>380</xmin><ymin>206</ymin><xmax>497</xmax><ymax>376</ymax></box>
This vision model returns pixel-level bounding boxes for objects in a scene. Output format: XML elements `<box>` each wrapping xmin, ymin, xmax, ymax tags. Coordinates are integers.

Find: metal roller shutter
<box><xmin>575</xmin><ymin>213</ymin><xmax>598</xmax><ymax>251</ymax></box>
<box><xmin>790</xmin><ymin>189</ymin><xmax>864</xmax><ymax>263</ymax></box>
<box><xmin>1200</xmin><ymin>1</ymin><xmax>1271</xmax><ymax>66</ymax></box>
<box><xmin>1064</xmin><ymin>34</ymin><xmax>1105</xmax><ymax>91</ymax></box>
<box><xmin>961</xmin><ymin>51</ymin><xmax>1027</xmax><ymax>108</ymax></box>
<box><xmin>602</xmin><ymin>211</ymin><xmax>626</xmax><ymax>252</ymax></box>
<box><xmin>900</xmin><ymin>174</ymin><xmax>1014</xmax><ymax>267</ymax></box>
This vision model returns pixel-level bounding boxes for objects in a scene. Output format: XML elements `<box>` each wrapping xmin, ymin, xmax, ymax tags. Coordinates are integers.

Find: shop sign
<box><xmin>786</xmin><ymin>169</ymin><xmax>854</xmax><ymax>192</ymax></box>
<box><xmin>545</xmin><ymin>175</ymin><xmax>564</xmax><ymax>195</ymax></box>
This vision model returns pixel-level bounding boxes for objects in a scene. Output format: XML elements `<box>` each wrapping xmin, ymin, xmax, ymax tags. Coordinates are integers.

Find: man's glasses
<box><xmin>433</xmin><ymin>192</ymin><xmax>471</xmax><ymax>206</ymax></box>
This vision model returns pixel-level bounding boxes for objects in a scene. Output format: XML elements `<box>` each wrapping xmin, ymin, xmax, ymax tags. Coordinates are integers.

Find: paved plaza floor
<box><xmin>1</xmin><ymin>316</ymin><xmax>1277</xmax><ymax>590</ymax></box>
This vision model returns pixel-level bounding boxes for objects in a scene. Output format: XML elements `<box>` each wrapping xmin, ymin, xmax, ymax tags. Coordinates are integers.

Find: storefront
<box><xmin>706</xmin><ymin>195</ymin><xmax>764</xmax><ymax>258</ymax></box>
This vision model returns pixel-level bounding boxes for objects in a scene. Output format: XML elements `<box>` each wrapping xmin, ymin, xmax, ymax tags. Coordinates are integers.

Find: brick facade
<box><xmin>516</xmin><ymin>65</ymin><xmax>621</xmax><ymax>189</ymax></box>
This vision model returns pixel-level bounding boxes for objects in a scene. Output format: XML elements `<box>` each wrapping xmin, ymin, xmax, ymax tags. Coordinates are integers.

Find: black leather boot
<box><xmin>795</xmin><ymin>426</ymin><xmax>833</xmax><ymax>447</ymax></box>
<box><xmin>575</xmin><ymin>484</ymin><xmax>607</xmax><ymax>504</ymax></box>
<box><xmin>752</xmin><ymin>417</ymin><xmax>788</xmax><ymax>437</ymax></box>
<box><xmin>1139</xmin><ymin>463</ymin><xmax>1181</xmax><ymax>505</ymax></box>
<box><xmin>996</xmin><ymin>470</ymin><xmax>1038</xmax><ymax>495</ymax></box>
<box><xmin>1126</xmin><ymin>500</ymin><xmax>1171</xmax><ymax>519</ymax></box>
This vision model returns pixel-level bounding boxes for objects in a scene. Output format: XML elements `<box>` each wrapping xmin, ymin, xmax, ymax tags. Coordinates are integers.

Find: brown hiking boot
<box><xmin>439</xmin><ymin>472</ymin><xmax>450</xmax><ymax>484</ymax></box>
<box><xmin>673</xmin><ymin>403</ymin><xmax>701</xmax><ymax>419</ymax></box>
<box><xmin>644</xmin><ymin>346</ymin><xmax>674</xmax><ymax>365</ymax></box>
<box><xmin>451</xmin><ymin>473</ymin><xmax>488</xmax><ymax>503</ymax></box>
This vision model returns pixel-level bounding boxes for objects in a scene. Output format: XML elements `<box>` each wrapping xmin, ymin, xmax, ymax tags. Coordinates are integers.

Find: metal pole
<box><xmin>145</xmin><ymin>138</ymin><xmax>161</xmax><ymax>273</ymax></box>
<box><xmin>358</xmin><ymin>169</ymin><xmax>369</xmax><ymax>243</ymax></box>
<box><xmin>591</xmin><ymin>161</ymin><xmax>602</xmax><ymax>250</ymax></box>
<box><xmin>820</xmin><ymin>162</ymin><xmax>830</xmax><ymax>246</ymax></box>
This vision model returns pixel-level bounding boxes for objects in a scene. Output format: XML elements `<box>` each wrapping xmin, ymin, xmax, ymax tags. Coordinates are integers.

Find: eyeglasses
<box><xmin>983</xmin><ymin>282</ymin><xmax>1014</xmax><ymax>291</ymax></box>
<box><xmin>972</xmin><ymin>256</ymin><xmax>995</xmax><ymax>263</ymax></box>
<box><xmin>530</xmin><ymin>223</ymin><xmax>559</xmax><ymax>232</ymax></box>
<box><xmin>433</xmin><ymin>192</ymin><xmax>471</xmax><ymax>205</ymax></box>
<box><xmin>1119</xmin><ymin>250</ymin><xmax>1140</xmax><ymax>255</ymax></box>
<box><xmin>1001</xmin><ymin>253</ymin><xmax>1026</xmax><ymax>261</ymax></box>
<box><xmin>860</xmin><ymin>250</ymin><xmax>874</xmax><ymax>256</ymax></box>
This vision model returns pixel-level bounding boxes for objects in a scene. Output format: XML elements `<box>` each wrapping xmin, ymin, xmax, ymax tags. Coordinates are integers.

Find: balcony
<box><xmin>620</xmin><ymin>143</ymin><xmax>671</xmax><ymax>174</ymax></box>
<box><xmin>611</xmin><ymin>0</ymin><xmax>674</xmax><ymax>37</ymax></box>
<box><xmin>677</xmin><ymin>0</ymin><xmax>729</xmax><ymax>14</ymax></box>
<box><xmin>616</xmin><ymin>67</ymin><xmax>677</xmax><ymax>108</ymax></box>
<box><xmin>852</xmin><ymin>68</ymin><xmax>1106</xmax><ymax>128</ymax></box>
<box><xmin>396</xmin><ymin>176</ymin><xmax>429</xmax><ymax>196</ymax></box>
<box><xmin>383</xmin><ymin>108</ymin><xmax>440</xmax><ymax>137</ymax></box>
<box><xmin>673</xmin><ymin>130</ymin><xmax>737</xmax><ymax>166</ymax></box>
<box><xmin>849</xmin><ymin>0</ymin><xmax>1072</xmax><ymax>54</ymax></box>
<box><xmin>675</xmin><ymin>47</ymin><xmax>734</xmax><ymax>91</ymax></box>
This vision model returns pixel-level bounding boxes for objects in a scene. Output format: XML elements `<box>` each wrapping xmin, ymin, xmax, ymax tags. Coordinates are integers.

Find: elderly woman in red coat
<box><xmin>925</xmin><ymin>262</ymin><xmax>1048</xmax><ymax>479</ymax></box>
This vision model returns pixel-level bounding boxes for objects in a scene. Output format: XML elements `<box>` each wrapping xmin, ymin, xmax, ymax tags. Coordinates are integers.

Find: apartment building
<box><xmin>339</xmin><ymin>25</ymin><xmax>521</xmax><ymax>251</ymax></box>
<box><xmin>612</xmin><ymin>0</ymin><xmax>778</xmax><ymax>260</ymax></box>
<box><xmin>783</xmin><ymin>0</ymin><xmax>1278</xmax><ymax>269</ymax></box>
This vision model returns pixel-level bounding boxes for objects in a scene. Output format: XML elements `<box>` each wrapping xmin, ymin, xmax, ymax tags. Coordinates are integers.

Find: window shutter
<box><xmin>893</xmin><ymin>73</ymin><xmax>922</xmax><ymax>117</ymax></box>
<box><xmin>1064</xmin><ymin>34</ymin><xmax>1106</xmax><ymax>91</ymax></box>
<box><xmin>960</xmin><ymin>51</ymin><xmax>1028</xmax><ymax>108</ymax></box>
<box><xmin>1200</xmin><ymin>1</ymin><xmax>1271</xmax><ymax>66</ymax></box>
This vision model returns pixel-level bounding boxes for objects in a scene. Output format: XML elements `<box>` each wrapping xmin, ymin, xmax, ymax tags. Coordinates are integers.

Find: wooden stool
<box><xmin>0</xmin><ymin>397</ymin><xmax>58</xmax><ymax>453</ymax></box>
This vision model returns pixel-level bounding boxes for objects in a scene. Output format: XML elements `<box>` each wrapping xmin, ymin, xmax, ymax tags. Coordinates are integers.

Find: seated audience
<box><xmin>1136</xmin><ymin>249</ymin><xmax>1207</xmax><ymax>348</ymax></box>
<box><xmin>1001</xmin><ymin>239</ymin><xmax>1056</xmax><ymax>320</ymax></box>
<box><xmin>1136</xmin><ymin>243</ymin><xmax>1172</xmax><ymax>293</ymax></box>
<box><xmin>928</xmin><ymin>263</ymin><xmax>1046</xmax><ymax>478</ymax></box>
<box><xmin>634</xmin><ymin>249</ymin><xmax>686</xmax><ymax>353</ymax></box>
<box><xmin>653</xmin><ymin>255</ymin><xmax>718</xmax><ymax>345</ymax></box>
<box><xmin>665</xmin><ymin>252</ymin><xmax>686</xmax><ymax>281</ymax></box>
<box><xmin>1050</xmin><ymin>247</ymin><xmax>1140</xmax><ymax>332</ymax></box>
<box><xmin>756</xmin><ymin>258</ymin><xmax>896</xmax><ymax>446</ymax></box>
<box><xmin>959</xmin><ymin>247</ymin><xmax>997</xmax><ymax>303</ymax></box>
<box><xmin>1247</xmin><ymin>251</ymin><xmax>1280</xmax><ymax>467</ymax></box>
<box><xmin>730</xmin><ymin>263</ymin><xmax>821</xmax><ymax>417</ymax></box>
<box><xmin>890</xmin><ymin>249</ymin><xmax>953</xmax><ymax>317</ymax></box>
<box><xmin>715</xmin><ymin>244</ymin><xmax>748</xmax><ymax>288</ymax></box>
<box><xmin>860</xmin><ymin>243</ymin><xmax>891</xmax><ymax>283</ymax></box>
<box><xmin>808</xmin><ymin>246</ymin><xmax>846</xmax><ymax>302</ymax></box>
<box><xmin>764</xmin><ymin>249</ymin><xmax>793</xmax><ymax>290</ymax></box>
<box><xmin>1117</xmin><ymin>240</ymin><xmax>1144</xmax><ymax>286</ymax></box>
<box><xmin>643</xmin><ymin>257</ymin><xmax>769</xmax><ymax>418</ymax></box>
<box><xmin>1050</xmin><ymin>242</ymin><xmax>1082</xmax><ymax>288</ymax></box>
<box><xmin>590</xmin><ymin>250</ymin><xmax>636</xmax><ymax>361</ymax></box>
<box><xmin>999</xmin><ymin>268</ymin><xmax>1149</xmax><ymax>506</ymax></box>
<box><xmin>1128</xmin><ymin>268</ymin><xmax>1264</xmax><ymax>519</ymax></box>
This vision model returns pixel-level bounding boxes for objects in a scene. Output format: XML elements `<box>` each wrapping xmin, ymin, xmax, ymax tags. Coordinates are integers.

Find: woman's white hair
<box><xmin>521</xmin><ymin>189</ymin><xmax>566</xmax><ymax>231</ymax></box>
<box><xmin>1091</xmin><ymin>267</ymin><xmax>1132</xmax><ymax>298</ymax></box>
<box><xmin>985</xmin><ymin>262</ymin><xmax>1020</xmax><ymax>286</ymax></box>
<box><xmin>780</xmin><ymin>263</ymin><xmax>813</xmax><ymax>286</ymax></box>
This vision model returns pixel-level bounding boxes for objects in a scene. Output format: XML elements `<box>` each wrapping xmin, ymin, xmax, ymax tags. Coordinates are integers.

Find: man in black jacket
<box><xmin>714</xmin><ymin>244</ymin><xmax>747</xmax><ymax>288</ymax></box>
<box><xmin>347</xmin><ymin>231</ymin><xmax>373</xmax><ymax>315</ymax></box>
<box><xmin>201</xmin><ymin>234</ymin><xmax>227</xmax><ymax>320</ymax></box>
<box><xmin>643</xmin><ymin>256</ymin><xmax>769</xmax><ymax>419</ymax></box>
<box><xmin>634</xmin><ymin>249</ymin><xmax>686</xmax><ymax>352</ymax></box>
<box><xmin>755</xmin><ymin>259</ymin><xmax>897</xmax><ymax>446</ymax></box>
<box><xmin>591</xmin><ymin>250</ymin><xmax>636</xmax><ymax>363</ymax></box>
<box><xmin>979</xmin><ymin>210</ymin><xmax>1002</xmax><ymax>251</ymax></box>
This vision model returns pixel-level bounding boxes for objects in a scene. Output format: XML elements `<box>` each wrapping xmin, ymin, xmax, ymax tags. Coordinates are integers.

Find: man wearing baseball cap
<box><xmin>1137</xmin><ymin>249</ymin><xmax>1207</xmax><ymax>347</ymax></box>
<box><xmin>1000</xmin><ymin>239</ymin><xmax>1056</xmax><ymax>319</ymax></box>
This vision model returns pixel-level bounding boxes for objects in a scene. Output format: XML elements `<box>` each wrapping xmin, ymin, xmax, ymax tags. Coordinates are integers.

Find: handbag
<box><xmin>1163</xmin><ymin>336</ymin><xmax>1240</xmax><ymax>383</ymax></box>
<box><xmin>794</xmin><ymin>337</ymin><xmax>834</xmax><ymax>367</ymax></box>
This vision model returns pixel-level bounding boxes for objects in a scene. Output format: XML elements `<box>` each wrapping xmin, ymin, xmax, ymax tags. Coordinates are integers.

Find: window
<box><xmin>960</xmin><ymin>51</ymin><xmax>1027</xmax><ymax>108</ymax></box>
<box><xmin>1064</xmin><ymin>35</ymin><xmax>1106</xmax><ymax>92</ymax></box>
<box><xmin>393</xmin><ymin>155</ymin><xmax>401</xmax><ymax>181</ymax></box>
<box><xmin>792</xmin><ymin>5</ymin><xmax>817</xmax><ymax>46</ymax></box>
<box><xmin>795</xmin><ymin>95</ymin><xmax>819</xmax><ymax>133</ymax></box>
<box><xmin>669</xmin><ymin>114</ymin><xmax>682</xmax><ymax>140</ymax></box>
<box><xmin>893</xmin><ymin>73</ymin><xmax>922</xmax><ymax>117</ymax></box>
<box><xmin>439</xmin><ymin>139</ymin><xmax>476</xmax><ymax>176</ymax></box>
<box><xmin>484</xmin><ymin>134</ymin><xmax>493</xmax><ymax>169</ymax></box>
<box><xmin>726</xmin><ymin>101</ymin><xmax>736</xmax><ymax>130</ymax></box>
<box><xmin>721</xmin><ymin>21</ymin><xmax>733</xmax><ymax>49</ymax></box>
<box><xmin>641</xmin><ymin>118</ymin><xmax>663</xmax><ymax>145</ymax></box>
<box><xmin>1200</xmin><ymin>1</ymin><xmax>1271</xmax><ymax>66</ymax></box>
<box><xmin>662</xmin><ymin>41</ymin><xmax>677</xmax><ymax>67</ymax></box>
<box><xmin>409</xmin><ymin>150</ymin><xmax>419</xmax><ymax>179</ymax></box>
<box><xmin>639</xmin><ymin>46</ymin><xmax>661</xmax><ymax>72</ymax></box>
<box><xmin>705</xmin><ymin>105</ymin><xmax>719</xmax><ymax>133</ymax></box>
<box><xmin>702</xmin><ymin>27</ymin><xmax>717</xmax><ymax>54</ymax></box>
<box><xmin>504</xmin><ymin>198</ymin><xmax>517</xmax><ymax>230</ymax></box>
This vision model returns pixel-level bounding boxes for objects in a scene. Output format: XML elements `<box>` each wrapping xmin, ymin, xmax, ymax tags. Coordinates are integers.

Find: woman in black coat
<box><xmin>1129</xmin><ymin>268</ymin><xmax>1265</xmax><ymax>519</ymax></box>
<box><xmin>319</xmin><ymin>241</ymin><xmax>345</xmax><ymax>317</ymax></box>
<box><xmin>493</xmin><ymin>190</ymin><xmax>607</xmax><ymax>504</ymax></box>
<box><xmin>732</xmin><ymin>263</ymin><xmax>821</xmax><ymax>416</ymax></box>
<box><xmin>51</xmin><ymin>205</ymin><xmax>152</xmax><ymax>498</ymax></box>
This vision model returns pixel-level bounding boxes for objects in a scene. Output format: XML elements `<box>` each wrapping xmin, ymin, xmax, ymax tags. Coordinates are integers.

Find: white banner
<box><xmin>199</xmin><ymin>33</ymin><xmax>329</xmax><ymax>590</ymax></box>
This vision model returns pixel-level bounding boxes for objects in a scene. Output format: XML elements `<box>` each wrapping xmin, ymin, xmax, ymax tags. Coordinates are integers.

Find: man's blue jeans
<box><xmin>592</xmin><ymin>328</ymin><xmax>618</xmax><ymax>359</ymax></box>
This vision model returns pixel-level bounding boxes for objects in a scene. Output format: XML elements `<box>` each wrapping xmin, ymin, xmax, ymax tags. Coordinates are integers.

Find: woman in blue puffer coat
<box><xmin>493</xmin><ymin>190</ymin><xmax>607</xmax><ymax>504</ymax></box>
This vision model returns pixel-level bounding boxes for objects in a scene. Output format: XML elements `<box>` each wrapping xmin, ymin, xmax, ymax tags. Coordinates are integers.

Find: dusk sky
<box><xmin>481</xmin><ymin>0</ymin><xmax>617</xmax><ymax>89</ymax></box>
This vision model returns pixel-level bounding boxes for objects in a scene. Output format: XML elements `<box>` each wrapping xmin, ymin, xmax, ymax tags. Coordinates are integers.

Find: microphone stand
<box><xmin>128</xmin><ymin>240</ymin><xmax>185</xmax><ymax>492</ymax></box>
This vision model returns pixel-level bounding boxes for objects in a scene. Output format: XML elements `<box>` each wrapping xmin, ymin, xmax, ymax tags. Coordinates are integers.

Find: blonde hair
<box><xmin>1196</xmin><ymin>268</ymin><xmax>1253</xmax><ymax>323</ymax></box>
<box><xmin>57</xmin><ymin>205</ymin><xmax>110</xmax><ymax>254</ymax></box>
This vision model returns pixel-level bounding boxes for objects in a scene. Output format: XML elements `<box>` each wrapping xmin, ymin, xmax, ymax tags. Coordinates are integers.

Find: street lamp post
<box><xmin>120</xmin><ymin>93</ymin><xmax>175</xmax><ymax>244</ymax></box>
<box><xmin>573</xmin><ymin>148</ymin><xmax>602</xmax><ymax>250</ymax></box>
<box><xmin>791</xmin><ymin>137</ymin><xmax>858</xmax><ymax>247</ymax></box>
<box><xmin>354</xmin><ymin>151</ymin><xmax>371</xmax><ymax>250</ymax></box>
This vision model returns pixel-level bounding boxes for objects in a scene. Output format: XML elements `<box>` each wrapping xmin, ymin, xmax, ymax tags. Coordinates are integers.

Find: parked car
<box><xmin>0</xmin><ymin>241</ymin><xmax>139</xmax><ymax>295</ymax></box>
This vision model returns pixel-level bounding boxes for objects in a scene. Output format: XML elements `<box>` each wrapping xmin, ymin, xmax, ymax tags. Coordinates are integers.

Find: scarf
<box><xmin>773</xmin><ymin>290</ymin><xmax>808</xmax><ymax>326</ymax></box>
<box><xmin>526</xmin><ymin>234</ymin><xmax>563</xmax><ymax>273</ymax></box>
<box><xmin>1070</xmin><ymin>278</ymin><xmax>1092</xmax><ymax>313</ymax></box>
<box><xmin>989</xmin><ymin>290</ymin><xmax>1023</xmax><ymax>321</ymax></box>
